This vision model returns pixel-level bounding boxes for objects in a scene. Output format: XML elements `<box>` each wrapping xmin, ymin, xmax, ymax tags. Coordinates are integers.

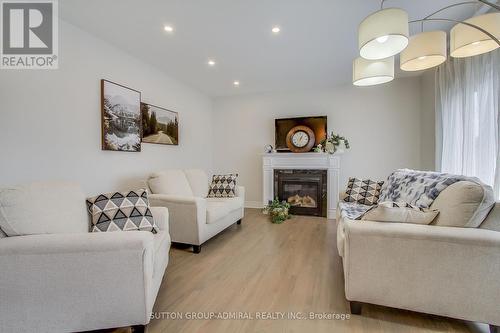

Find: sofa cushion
<box><xmin>343</xmin><ymin>178</ymin><xmax>384</xmax><ymax>205</ymax></box>
<box><xmin>430</xmin><ymin>181</ymin><xmax>487</xmax><ymax>227</ymax></box>
<box><xmin>0</xmin><ymin>182</ymin><xmax>88</xmax><ymax>236</ymax></box>
<box><xmin>362</xmin><ymin>201</ymin><xmax>439</xmax><ymax>225</ymax></box>
<box><xmin>479</xmin><ymin>202</ymin><xmax>500</xmax><ymax>232</ymax></box>
<box><xmin>148</xmin><ymin>170</ymin><xmax>193</xmax><ymax>197</ymax></box>
<box><xmin>379</xmin><ymin>169</ymin><xmax>494</xmax><ymax>227</ymax></box>
<box><xmin>207</xmin><ymin>174</ymin><xmax>238</xmax><ymax>198</ymax></box>
<box><xmin>207</xmin><ymin>196</ymin><xmax>244</xmax><ymax>212</ymax></box>
<box><xmin>86</xmin><ymin>189</ymin><xmax>158</xmax><ymax>233</ymax></box>
<box><xmin>184</xmin><ymin>169</ymin><xmax>209</xmax><ymax>198</ymax></box>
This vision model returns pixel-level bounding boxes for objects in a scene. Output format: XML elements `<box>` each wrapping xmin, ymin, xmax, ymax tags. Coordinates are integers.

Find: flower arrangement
<box><xmin>263</xmin><ymin>198</ymin><xmax>292</xmax><ymax>224</ymax></box>
<box><xmin>318</xmin><ymin>132</ymin><xmax>350</xmax><ymax>154</ymax></box>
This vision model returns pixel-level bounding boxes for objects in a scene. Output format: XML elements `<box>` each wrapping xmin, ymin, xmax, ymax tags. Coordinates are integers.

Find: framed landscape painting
<box><xmin>141</xmin><ymin>102</ymin><xmax>179</xmax><ymax>145</ymax></box>
<box><xmin>101</xmin><ymin>79</ymin><xmax>141</xmax><ymax>152</ymax></box>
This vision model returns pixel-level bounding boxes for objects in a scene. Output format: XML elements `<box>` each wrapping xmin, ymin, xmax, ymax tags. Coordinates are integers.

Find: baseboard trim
<box><xmin>245</xmin><ymin>201</ymin><xmax>264</xmax><ymax>209</ymax></box>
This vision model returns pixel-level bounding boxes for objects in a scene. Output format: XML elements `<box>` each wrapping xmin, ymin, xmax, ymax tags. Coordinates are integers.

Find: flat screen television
<box><xmin>275</xmin><ymin>116</ymin><xmax>327</xmax><ymax>152</ymax></box>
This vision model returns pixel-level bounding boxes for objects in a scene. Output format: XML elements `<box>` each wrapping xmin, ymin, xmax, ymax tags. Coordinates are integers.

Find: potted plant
<box><xmin>263</xmin><ymin>198</ymin><xmax>292</xmax><ymax>224</ymax></box>
<box><xmin>318</xmin><ymin>132</ymin><xmax>350</xmax><ymax>154</ymax></box>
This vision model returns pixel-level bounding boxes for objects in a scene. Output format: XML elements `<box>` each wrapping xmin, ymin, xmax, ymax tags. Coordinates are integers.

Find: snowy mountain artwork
<box><xmin>101</xmin><ymin>80</ymin><xmax>141</xmax><ymax>152</ymax></box>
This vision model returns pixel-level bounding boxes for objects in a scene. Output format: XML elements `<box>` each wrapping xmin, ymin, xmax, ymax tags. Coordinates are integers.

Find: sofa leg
<box><xmin>490</xmin><ymin>325</ymin><xmax>499</xmax><ymax>333</ymax></box>
<box><xmin>193</xmin><ymin>245</ymin><xmax>201</xmax><ymax>254</ymax></box>
<box><xmin>237</xmin><ymin>219</ymin><xmax>242</xmax><ymax>225</ymax></box>
<box><xmin>132</xmin><ymin>325</ymin><xmax>146</xmax><ymax>333</ymax></box>
<box><xmin>349</xmin><ymin>301</ymin><xmax>362</xmax><ymax>315</ymax></box>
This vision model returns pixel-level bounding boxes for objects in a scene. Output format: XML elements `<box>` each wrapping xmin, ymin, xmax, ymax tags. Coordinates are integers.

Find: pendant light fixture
<box><xmin>450</xmin><ymin>12</ymin><xmax>500</xmax><ymax>58</ymax></box>
<box><xmin>353</xmin><ymin>57</ymin><xmax>394</xmax><ymax>86</ymax></box>
<box><xmin>400</xmin><ymin>31</ymin><xmax>447</xmax><ymax>71</ymax></box>
<box><xmin>358</xmin><ymin>8</ymin><xmax>409</xmax><ymax>60</ymax></box>
<box><xmin>353</xmin><ymin>0</ymin><xmax>500</xmax><ymax>87</ymax></box>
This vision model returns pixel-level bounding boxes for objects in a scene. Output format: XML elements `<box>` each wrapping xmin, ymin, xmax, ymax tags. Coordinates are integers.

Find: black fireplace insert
<box><xmin>274</xmin><ymin>169</ymin><xmax>327</xmax><ymax>217</ymax></box>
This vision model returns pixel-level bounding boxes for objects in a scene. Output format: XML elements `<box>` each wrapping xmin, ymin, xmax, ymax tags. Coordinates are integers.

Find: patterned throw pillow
<box><xmin>207</xmin><ymin>174</ymin><xmax>238</xmax><ymax>198</ymax></box>
<box><xmin>86</xmin><ymin>189</ymin><xmax>158</xmax><ymax>233</ymax></box>
<box><xmin>343</xmin><ymin>178</ymin><xmax>384</xmax><ymax>205</ymax></box>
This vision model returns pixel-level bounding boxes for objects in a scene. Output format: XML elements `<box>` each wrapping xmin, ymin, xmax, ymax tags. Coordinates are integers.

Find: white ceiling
<box><xmin>60</xmin><ymin>0</ymin><xmax>481</xmax><ymax>97</ymax></box>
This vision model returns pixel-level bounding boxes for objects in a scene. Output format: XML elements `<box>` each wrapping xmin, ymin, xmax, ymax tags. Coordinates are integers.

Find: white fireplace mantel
<box><xmin>262</xmin><ymin>152</ymin><xmax>341</xmax><ymax>219</ymax></box>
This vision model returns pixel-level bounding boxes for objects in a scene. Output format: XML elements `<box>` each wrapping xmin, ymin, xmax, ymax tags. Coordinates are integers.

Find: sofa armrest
<box><xmin>0</xmin><ymin>230</ymin><xmax>154</xmax><ymax>255</ymax></box>
<box><xmin>149</xmin><ymin>194</ymin><xmax>206</xmax><ymax>245</ymax></box>
<box><xmin>342</xmin><ymin>220</ymin><xmax>500</xmax><ymax>326</ymax></box>
<box><xmin>0</xmin><ymin>232</ymin><xmax>155</xmax><ymax>331</ymax></box>
<box><xmin>235</xmin><ymin>186</ymin><xmax>245</xmax><ymax>200</ymax></box>
<box><xmin>150</xmin><ymin>206</ymin><xmax>169</xmax><ymax>233</ymax></box>
<box><xmin>235</xmin><ymin>186</ymin><xmax>246</xmax><ymax>217</ymax></box>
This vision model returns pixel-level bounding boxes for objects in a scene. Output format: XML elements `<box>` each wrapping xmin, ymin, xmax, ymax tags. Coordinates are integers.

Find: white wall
<box><xmin>0</xmin><ymin>20</ymin><xmax>435</xmax><ymax>203</ymax></box>
<box><xmin>420</xmin><ymin>70</ymin><xmax>436</xmax><ymax>171</ymax></box>
<box><xmin>0</xmin><ymin>21</ymin><xmax>213</xmax><ymax>195</ymax></box>
<box><xmin>212</xmin><ymin>78</ymin><xmax>424</xmax><ymax>206</ymax></box>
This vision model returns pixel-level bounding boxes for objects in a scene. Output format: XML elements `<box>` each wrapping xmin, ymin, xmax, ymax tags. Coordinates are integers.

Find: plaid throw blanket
<box><xmin>340</xmin><ymin>169</ymin><xmax>495</xmax><ymax>224</ymax></box>
<box><xmin>378</xmin><ymin>169</ymin><xmax>464</xmax><ymax>208</ymax></box>
<box><xmin>339</xmin><ymin>202</ymin><xmax>371</xmax><ymax>220</ymax></box>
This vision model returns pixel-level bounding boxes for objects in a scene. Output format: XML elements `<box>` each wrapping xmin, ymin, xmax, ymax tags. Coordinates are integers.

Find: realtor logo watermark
<box><xmin>1</xmin><ymin>0</ymin><xmax>58</xmax><ymax>69</ymax></box>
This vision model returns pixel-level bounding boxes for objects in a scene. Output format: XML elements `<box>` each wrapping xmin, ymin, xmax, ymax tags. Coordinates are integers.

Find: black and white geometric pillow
<box><xmin>207</xmin><ymin>174</ymin><xmax>238</xmax><ymax>198</ymax></box>
<box><xmin>343</xmin><ymin>178</ymin><xmax>384</xmax><ymax>205</ymax></box>
<box><xmin>86</xmin><ymin>189</ymin><xmax>158</xmax><ymax>233</ymax></box>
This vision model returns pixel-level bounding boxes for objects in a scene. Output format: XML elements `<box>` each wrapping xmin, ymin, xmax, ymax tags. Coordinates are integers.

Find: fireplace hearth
<box><xmin>274</xmin><ymin>169</ymin><xmax>327</xmax><ymax>217</ymax></box>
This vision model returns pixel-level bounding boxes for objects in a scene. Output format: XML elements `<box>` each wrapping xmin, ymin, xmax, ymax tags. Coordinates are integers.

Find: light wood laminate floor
<box><xmin>110</xmin><ymin>208</ymin><xmax>488</xmax><ymax>333</ymax></box>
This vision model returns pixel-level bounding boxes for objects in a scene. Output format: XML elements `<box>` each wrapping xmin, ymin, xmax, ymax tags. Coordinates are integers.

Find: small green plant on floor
<box><xmin>263</xmin><ymin>198</ymin><xmax>292</xmax><ymax>224</ymax></box>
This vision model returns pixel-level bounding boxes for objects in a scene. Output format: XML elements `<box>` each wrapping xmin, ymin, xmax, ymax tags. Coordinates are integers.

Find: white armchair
<box><xmin>148</xmin><ymin>169</ymin><xmax>245</xmax><ymax>253</ymax></box>
<box><xmin>0</xmin><ymin>182</ymin><xmax>171</xmax><ymax>333</ymax></box>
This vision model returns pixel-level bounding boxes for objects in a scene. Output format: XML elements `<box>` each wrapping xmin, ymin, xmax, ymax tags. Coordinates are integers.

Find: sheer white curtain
<box><xmin>436</xmin><ymin>50</ymin><xmax>500</xmax><ymax>199</ymax></box>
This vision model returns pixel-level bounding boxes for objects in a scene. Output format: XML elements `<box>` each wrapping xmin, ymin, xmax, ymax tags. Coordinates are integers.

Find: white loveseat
<box><xmin>337</xmin><ymin>180</ymin><xmax>500</xmax><ymax>332</ymax></box>
<box><xmin>0</xmin><ymin>182</ymin><xmax>171</xmax><ymax>333</ymax></box>
<box><xmin>147</xmin><ymin>169</ymin><xmax>244</xmax><ymax>253</ymax></box>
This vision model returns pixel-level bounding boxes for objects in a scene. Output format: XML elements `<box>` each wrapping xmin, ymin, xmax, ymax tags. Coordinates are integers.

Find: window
<box><xmin>436</xmin><ymin>50</ymin><xmax>499</xmax><ymax>199</ymax></box>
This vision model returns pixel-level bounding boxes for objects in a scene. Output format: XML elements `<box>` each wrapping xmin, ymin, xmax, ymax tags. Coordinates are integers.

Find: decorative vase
<box><xmin>336</xmin><ymin>140</ymin><xmax>346</xmax><ymax>154</ymax></box>
<box><xmin>325</xmin><ymin>141</ymin><xmax>335</xmax><ymax>154</ymax></box>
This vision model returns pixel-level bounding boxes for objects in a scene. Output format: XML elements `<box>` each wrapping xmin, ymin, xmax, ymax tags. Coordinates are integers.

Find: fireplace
<box><xmin>263</xmin><ymin>153</ymin><xmax>340</xmax><ymax>219</ymax></box>
<box><xmin>274</xmin><ymin>169</ymin><xmax>327</xmax><ymax>217</ymax></box>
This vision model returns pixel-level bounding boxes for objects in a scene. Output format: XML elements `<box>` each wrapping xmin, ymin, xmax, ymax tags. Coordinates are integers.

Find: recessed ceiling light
<box><xmin>164</xmin><ymin>25</ymin><xmax>174</xmax><ymax>32</ymax></box>
<box><xmin>233</xmin><ymin>81</ymin><xmax>240</xmax><ymax>86</ymax></box>
<box><xmin>207</xmin><ymin>60</ymin><xmax>216</xmax><ymax>66</ymax></box>
<box><xmin>272</xmin><ymin>26</ymin><xmax>281</xmax><ymax>33</ymax></box>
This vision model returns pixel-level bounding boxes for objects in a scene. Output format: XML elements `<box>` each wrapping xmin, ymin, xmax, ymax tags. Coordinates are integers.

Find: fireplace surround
<box><xmin>262</xmin><ymin>153</ymin><xmax>341</xmax><ymax>219</ymax></box>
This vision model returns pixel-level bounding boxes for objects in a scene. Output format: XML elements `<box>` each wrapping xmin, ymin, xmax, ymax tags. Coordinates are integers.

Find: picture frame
<box><xmin>141</xmin><ymin>102</ymin><xmax>179</xmax><ymax>145</ymax></box>
<box><xmin>101</xmin><ymin>79</ymin><xmax>142</xmax><ymax>152</ymax></box>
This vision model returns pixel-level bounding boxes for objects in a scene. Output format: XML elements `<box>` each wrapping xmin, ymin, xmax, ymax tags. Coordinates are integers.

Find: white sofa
<box><xmin>337</xmin><ymin>181</ymin><xmax>500</xmax><ymax>332</ymax></box>
<box><xmin>147</xmin><ymin>169</ymin><xmax>244</xmax><ymax>253</ymax></box>
<box><xmin>0</xmin><ymin>182</ymin><xmax>171</xmax><ymax>333</ymax></box>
